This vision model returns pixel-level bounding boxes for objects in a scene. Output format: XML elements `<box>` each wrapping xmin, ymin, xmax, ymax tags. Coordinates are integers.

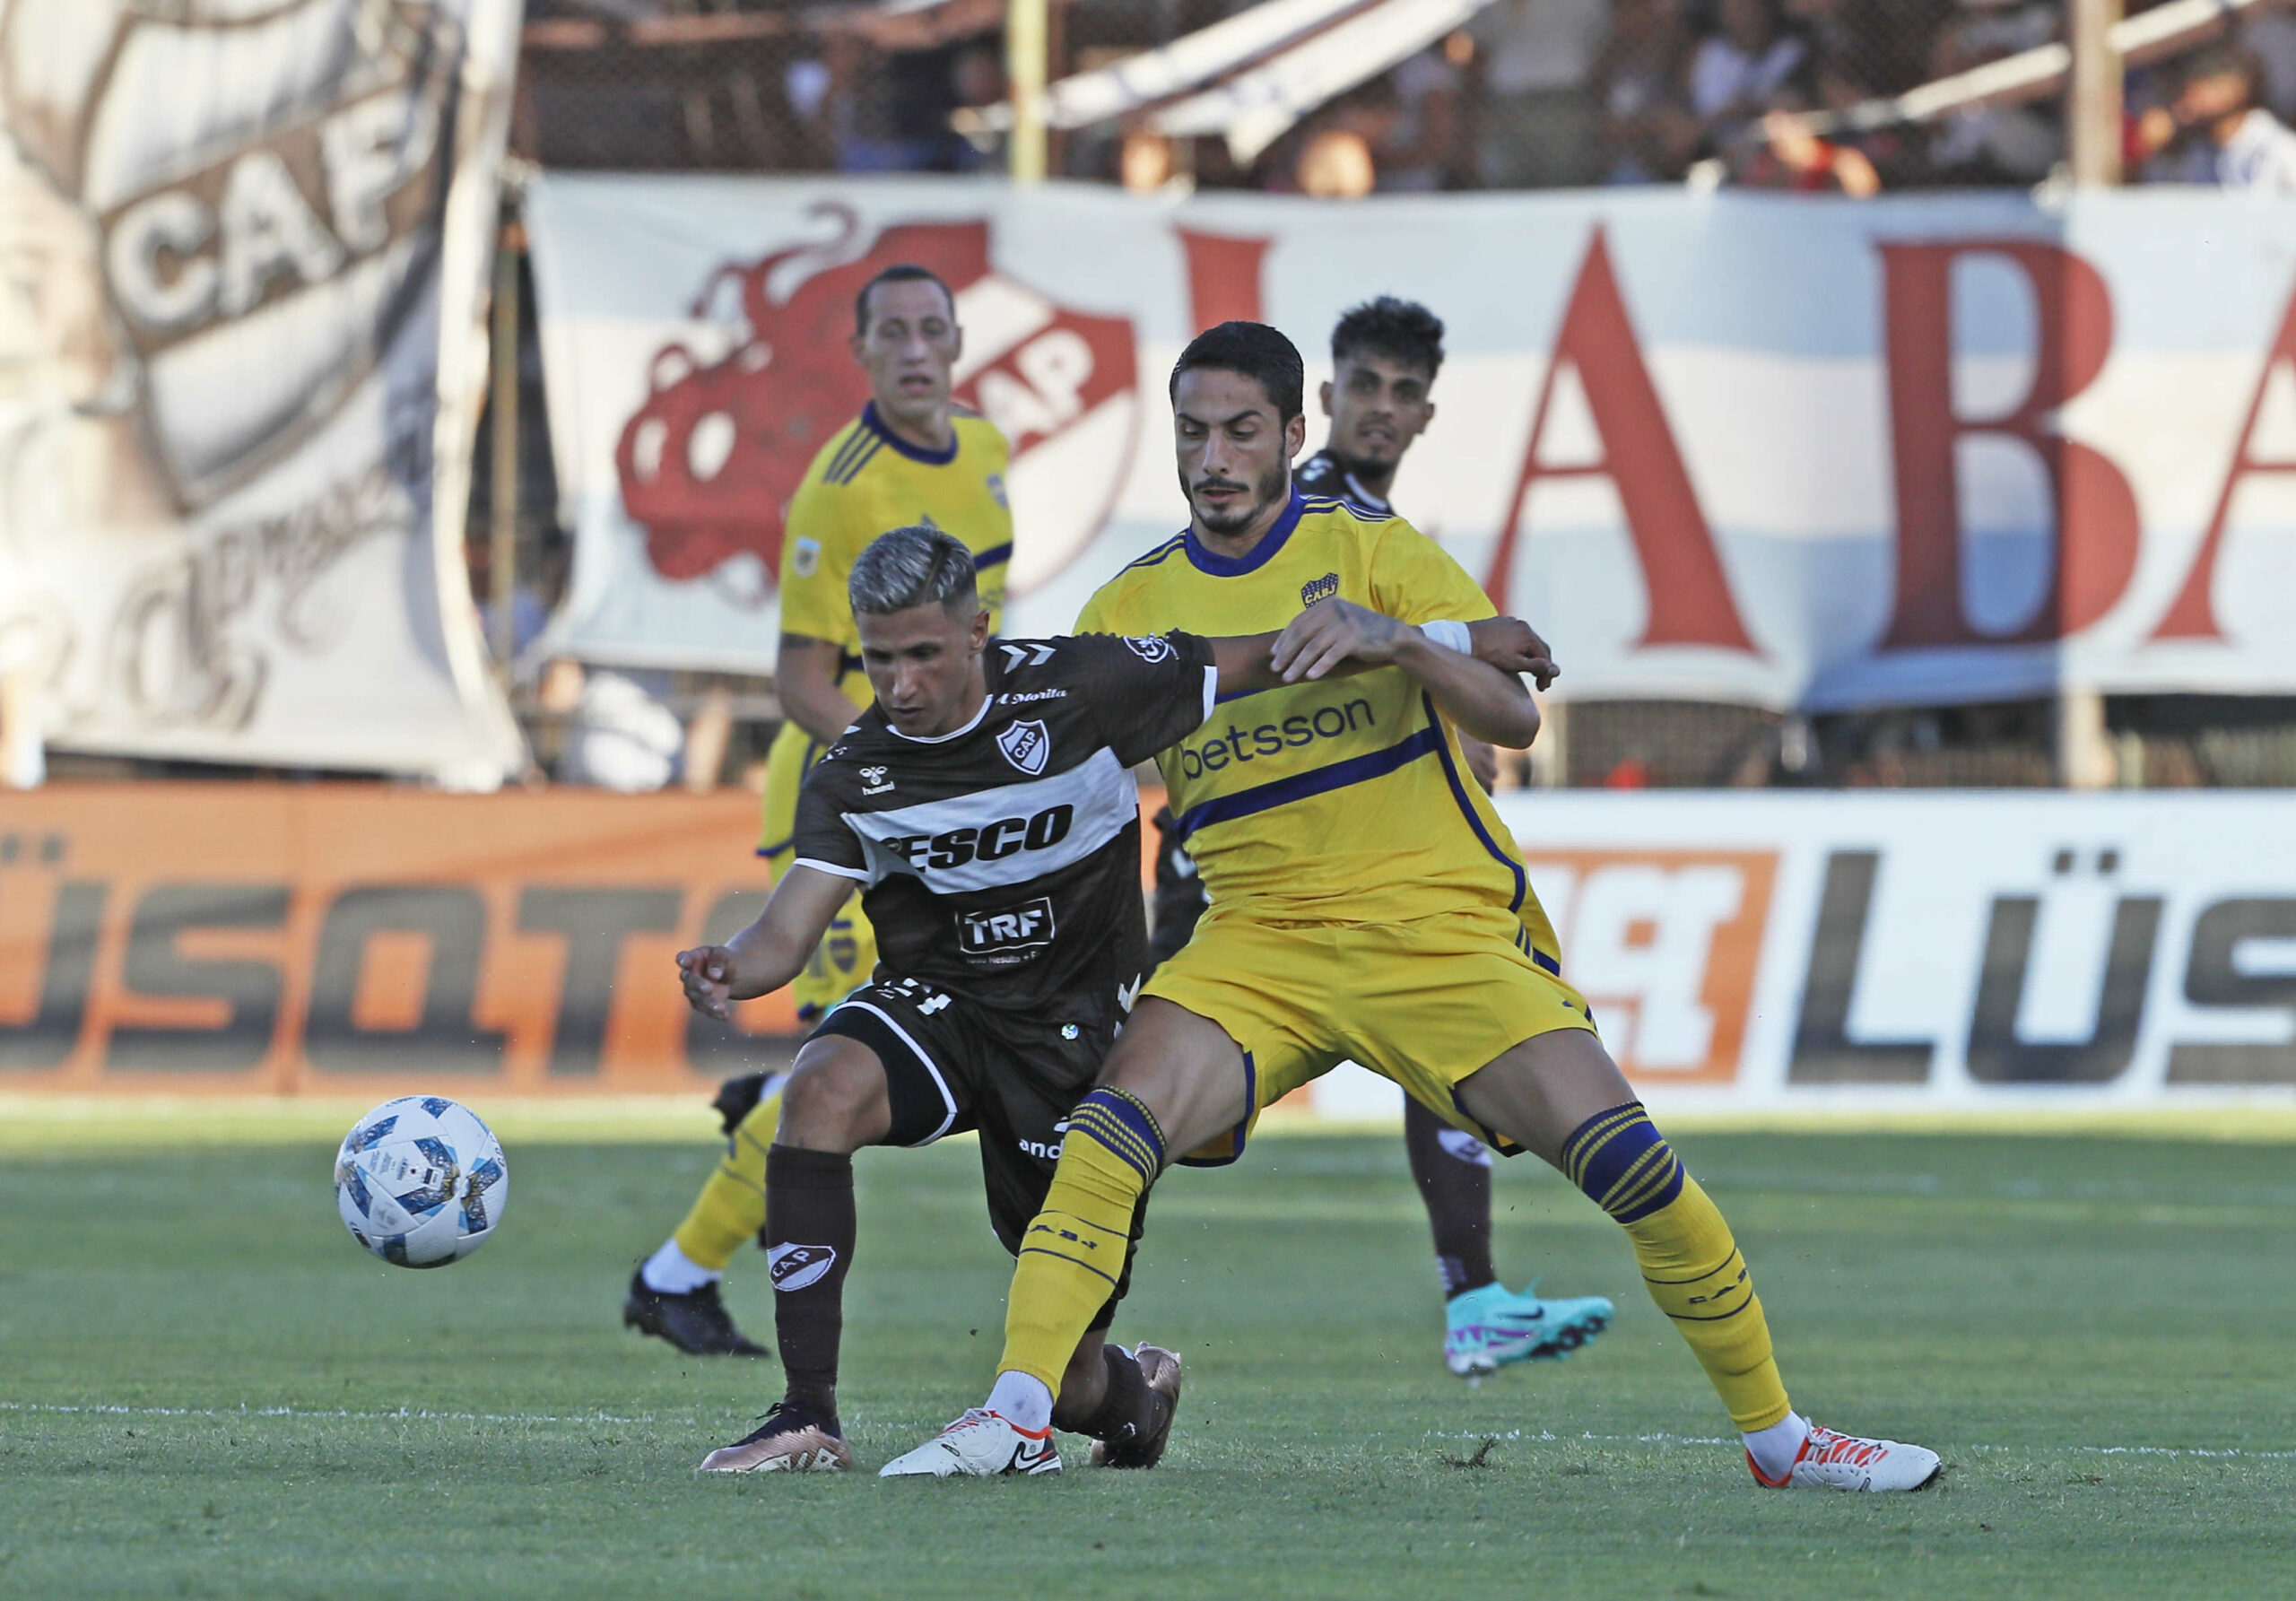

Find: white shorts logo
<box><xmin>768</xmin><ymin>1242</ymin><xmax>838</xmax><ymax>1292</ymax></box>
<box><xmin>1123</xmin><ymin>634</ymin><xmax>1174</xmax><ymax>663</ymax></box>
<box><xmin>1435</xmin><ymin>1127</ymin><xmax>1494</xmax><ymax>1168</ymax></box>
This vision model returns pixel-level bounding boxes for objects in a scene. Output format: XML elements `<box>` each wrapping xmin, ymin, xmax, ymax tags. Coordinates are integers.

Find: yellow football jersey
<box><xmin>1076</xmin><ymin>492</ymin><xmax>1561</xmax><ymax>961</ymax></box>
<box><xmin>760</xmin><ymin>403</ymin><xmax>1013</xmax><ymax>857</ymax></box>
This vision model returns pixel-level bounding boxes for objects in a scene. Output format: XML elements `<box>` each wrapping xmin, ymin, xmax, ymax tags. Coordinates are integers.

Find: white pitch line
<box><xmin>0</xmin><ymin>1401</ymin><xmax>676</xmax><ymax>1426</ymax></box>
<box><xmin>1424</xmin><ymin>1429</ymin><xmax>2296</xmax><ymax>1461</ymax></box>
<box><xmin>7</xmin><ymin>1405</ymin><xmax>2291</xmax><ymax>1462</ymax></box>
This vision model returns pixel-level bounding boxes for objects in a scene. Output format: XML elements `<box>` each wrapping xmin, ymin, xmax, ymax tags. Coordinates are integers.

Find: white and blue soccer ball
<box><xmin>334</xmin><ymin>1097</ymin><xmax>508</xmax><ymax>1268</ymax></box>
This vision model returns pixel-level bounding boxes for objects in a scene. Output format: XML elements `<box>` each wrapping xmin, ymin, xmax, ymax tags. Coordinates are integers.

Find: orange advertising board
<box><xmin>0</xmin><ymin>786</ymin><xmax>796</xmax><ymax>1094</ymax></box>
<box><xmin>1519</xmin><ymin>849</ymin><xmax>1777</xmax><ymax>1086</ymax></box>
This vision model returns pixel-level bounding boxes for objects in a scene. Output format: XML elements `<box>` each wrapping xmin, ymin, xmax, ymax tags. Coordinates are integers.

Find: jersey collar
<box><xmin>881</xmin><ymin>684</ymin><xmax>994</xmax><ymax>744</ymax></box>
<box><xmin>1184</xmin><ymin>488</ymin><xmax>1305</xmax><ymax>577</ymax></box>
<box><xmin>863</xmin><ymin>401</ymin><xmax>959</xmax><ymax>466</ymax></box>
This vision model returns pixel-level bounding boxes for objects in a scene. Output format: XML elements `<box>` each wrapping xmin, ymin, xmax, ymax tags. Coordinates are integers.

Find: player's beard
<box><xmin>1185</xmin><ymin>456</ymin><xmax>1288</xmax><ymax>538</ymax></box>
<box><xmin>1331</xmin><ymin>446</ymin><xmax>1394</xmax><ymax>483</ymax></box>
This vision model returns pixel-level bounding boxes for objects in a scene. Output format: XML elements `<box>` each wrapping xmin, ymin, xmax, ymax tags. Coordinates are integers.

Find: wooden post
<box><xmin>1006</xmin><ymin>0</ymin><xmax>1048</xmax><ymax>184</ymax></box>
<box><xmin>2068</xmin><ymin>0</ymin><xmax>2126</xmax><ymax>186</ymax></box>
<box><xmin>489</xmin><ymin>215</ymin><xmax>521</xmax><ymax>667</ymax></box>
<box><xmin>1530</xmin><ymin>698</ymin><xmax>1569</xmax><ymax>788</ymax></box>
<box><xmin>2063</xmin><ymin>0</ymin><xmax>2120</xmax><ymax>784</ymax></box>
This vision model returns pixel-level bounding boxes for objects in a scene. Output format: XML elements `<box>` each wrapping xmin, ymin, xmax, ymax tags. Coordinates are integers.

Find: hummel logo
<box><xmin>1301</xmin><ymin>571</ymin><xmax>1340</xmax><ymax>605</ymax></box>
<box><xmin>860</xmin><ymin>765</ymin><xmax>893</xmax><ymax>795</ymax></box>
<box><xmin>999</xmin><ymin>642</ymin><xmax>1056</xmax><ymax>670</ymax></box>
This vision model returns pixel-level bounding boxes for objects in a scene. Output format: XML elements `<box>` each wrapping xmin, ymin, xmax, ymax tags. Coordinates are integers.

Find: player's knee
<box><xmin>778</xmin><ymin>1042</ymin><xmax>889</xmax><ymax>1152</ymax></box>
<box><xmin>1558</xmin><ymin>1101</ymin><xmax>1684</xmax><ymax>1223</ymax></box>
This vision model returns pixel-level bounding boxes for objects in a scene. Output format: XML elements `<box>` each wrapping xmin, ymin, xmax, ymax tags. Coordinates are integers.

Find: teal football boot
<box><xmin>1443</xmin><ymin>1281</ymin><xmax>1614</xmax><ymax>1378</ymax></box>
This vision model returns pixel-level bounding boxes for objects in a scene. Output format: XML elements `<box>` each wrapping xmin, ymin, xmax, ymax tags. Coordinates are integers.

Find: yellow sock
<box><xmin>1561</xmin><ymin>1102</ymin><xmax>1792</xmax><ymax>1432</ymax></box>
<box><xmin>672</xmin><ymin>1089</ymin><xmax>780</xmax><ymax>1272</ymax></box>
<box><xmin>998</xmin><ymin>1088</ymin><xmax>1164</xmax><ymax>1394</ymax></box>
<box><xmin>1624</xmin><ymin>1175</ymin><xmax>1791</xmax><ymax>1431</ymax></box>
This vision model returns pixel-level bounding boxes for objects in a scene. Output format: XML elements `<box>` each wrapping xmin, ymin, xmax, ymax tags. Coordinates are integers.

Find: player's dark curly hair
<box><xmin>1332</xmin><ymin>296</ymin><xmax>1445</xmax><ymax>380</ymax></box>
<box><xmin>1170</xmin><ymin>320</ymin><xmax>1305</xmax><ymax>422</ymax></box>
<box><xmin>855</xmin><ymin>263</ymin><xmax>955</xmax><ymax>335</ymax></box>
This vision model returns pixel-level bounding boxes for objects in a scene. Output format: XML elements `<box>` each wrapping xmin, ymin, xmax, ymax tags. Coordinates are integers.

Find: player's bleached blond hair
<box><xmin>848</xmin><ymin>525</ymin><xmax>978</xmax><ymax>616</ymax></box>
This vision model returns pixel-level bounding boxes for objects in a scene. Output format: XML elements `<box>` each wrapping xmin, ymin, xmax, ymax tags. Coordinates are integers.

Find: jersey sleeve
<box><xmin>1367</xmin><ymin>518</ymin><xmax>1499</xmax><ymax>627</ymax></box>
<box><xmin>1072</xmin><ymin>579</ymin><xmax>1121</xmax><ymax>637</ymax></box>
<box><xmin>1062</xmin><ymin>631</ymin><xmax>1219</xmax><ymax>766</ymax></box>
<box><xmin>778</xmin><ymin>474</ymin><xmax>865</xmax><ymax>647</ymax></box>
<box><xmin>789</xmin><ymin>760</ymin><xmax>871</xmax><ymax>883</ymax></box>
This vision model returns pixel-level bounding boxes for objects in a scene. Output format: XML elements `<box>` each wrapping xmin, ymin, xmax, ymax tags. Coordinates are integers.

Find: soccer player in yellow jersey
<box><xmin>883</xmin><ymin>323</ymin><xmax>1941</xmax><ymax>1491</ymax></box>
<box><xmin>1157</xmin><ymin>295</ymin><xmax>1613</xmax><ymax>1378</ymax></box>
<box><xmin>623</xmin><ymin>263</ymin><xmax>1014</xmax><ymax>1355</ymax></box>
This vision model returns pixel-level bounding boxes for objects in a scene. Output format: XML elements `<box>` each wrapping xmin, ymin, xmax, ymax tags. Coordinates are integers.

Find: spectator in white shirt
<box><xmin>2139</xmin><ymin>44</ymin><xmax>2296</xmax><ymax>193</ymax></box>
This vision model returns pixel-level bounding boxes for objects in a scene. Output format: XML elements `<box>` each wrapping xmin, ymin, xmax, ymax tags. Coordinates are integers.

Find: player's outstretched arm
<box><xmin>1271</xmin><ymin>598</ymin><xmax>1540</xmax><ymax>748</ymax></box>
<box><xmin>675</xmin><ymin>865</ymin><xmax>853</xmax><ymax>1021</ymax></box>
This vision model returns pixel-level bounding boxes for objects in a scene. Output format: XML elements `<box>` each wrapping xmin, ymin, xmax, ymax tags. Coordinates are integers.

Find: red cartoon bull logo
<box><xmin>614</xmin><ymin>204</ymin><xmax>1137</xmax><ymax>591</ymax></box>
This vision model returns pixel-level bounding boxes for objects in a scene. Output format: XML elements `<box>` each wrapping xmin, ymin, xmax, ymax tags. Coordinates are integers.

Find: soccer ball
<box><xmin>333</xmin><ymin>1097</ymin><xmax>509</xmax><ymax>1268</ymax></box>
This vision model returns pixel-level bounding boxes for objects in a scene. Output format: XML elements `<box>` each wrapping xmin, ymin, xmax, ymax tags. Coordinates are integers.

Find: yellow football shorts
<box><xmin>1144</xmin><ymin>901</ymin><xmax>1599</xmax><ymax>1165</ymax></box>
<box><xmin>760</xmin><ymin>722</ymin><xmax>876</xmax><ymax>1021</ymax></box>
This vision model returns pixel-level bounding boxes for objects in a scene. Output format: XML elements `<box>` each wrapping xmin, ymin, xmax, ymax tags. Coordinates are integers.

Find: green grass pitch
<box><xmin>3</xmin><ymin>1122</ymin><xmax>2292</xmax><ymax>1599</ymax></box>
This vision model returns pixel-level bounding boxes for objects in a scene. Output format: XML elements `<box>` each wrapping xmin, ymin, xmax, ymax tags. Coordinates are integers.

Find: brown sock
<box><xmin>1404</xmin><ymin>1096</ymin><xmax>1497</xmax><ymax>1298</ymax></box>
<box><xmin>764</xmin><ymin>1144</ymin><xmax>855</xmax><ymax>1428</ymax></box>
<box><xmin>1074</xmin><ymin>1343</ymin><xmax>1153</xmax><ymax>1444</ymax></box>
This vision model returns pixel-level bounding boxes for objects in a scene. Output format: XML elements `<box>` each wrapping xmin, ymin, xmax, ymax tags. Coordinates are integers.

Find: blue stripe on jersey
<box><xmin>1120</xmin><ymin>534</ymin><xmax>1187</xmax><ymax>574</ymax></box>
<box><xmin>973</xmin><ymin>541</ymin><xmax>1013</xmax><ymax>570</ymax></box>
<box><xmin>1424</xmin><ymin>692</ymin><xmax>1527</xmax><ymax>915</ymax></box>
<box><xmin>1299</xmin><ymin>493</ymin><xmax>1383</xmax><ymax>523</ymax></box>
<box><xmin>1173</xmin><ymin>724</ymin><xmax>1444</xmax><ymax>839</ymax></box>
<box><xmin>823</xmin><ymin>425</ymin><xmax>873</xmax><ymax>484</ymax></box>
<box><xmin>829</xmin><ymin>438</ymin><xmax>883</xmax><ymax>485</ymax></box>
<box><xmin>1513</xmin><ymin>922</ymin><xmax>1561</xmax><ymax>977</ymax></box>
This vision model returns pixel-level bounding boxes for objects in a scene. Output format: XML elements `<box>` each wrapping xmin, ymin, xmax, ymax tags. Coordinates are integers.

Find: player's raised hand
<box><xmin>676</xmin><ymin>944</ymin><xmax>740</xmax><ymax>1021</ymax></box>
<box><xmin>1272</xmin><ymin>597</ymin><xmax>1411</xmax><ymax>682</ymax></box>
<box><xmin>1469</xmin><ymin>616</ymin><xmax>1561</xmax><ymax>691</ymax></box>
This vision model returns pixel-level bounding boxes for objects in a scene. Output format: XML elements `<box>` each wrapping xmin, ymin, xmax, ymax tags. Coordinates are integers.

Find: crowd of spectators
<box><xmin>517</xmin><ymin>0</ymin><xmax>2296</xmax><ymax>196</ymax></box>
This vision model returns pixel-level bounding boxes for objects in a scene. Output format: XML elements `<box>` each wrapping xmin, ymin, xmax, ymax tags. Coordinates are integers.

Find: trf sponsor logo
<box><xmin>958</xmin><ymin>896</ymin><xmax>1056</xmax><ymax>955</ymax></box>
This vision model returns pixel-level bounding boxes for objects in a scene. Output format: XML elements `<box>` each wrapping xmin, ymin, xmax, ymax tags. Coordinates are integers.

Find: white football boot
<box><xmin>1748</xmin><ymin>1423</ymin><xmax>1942</xmax><ymax>1492</ymax></box>
<box><xmin>878</xmin><ymin>1409</ymin><xmax>1063</xmax><ymax>1478</ymax></box>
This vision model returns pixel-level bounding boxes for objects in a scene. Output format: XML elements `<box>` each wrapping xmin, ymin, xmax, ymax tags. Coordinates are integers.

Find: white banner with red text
<box><xmin>0</xmin><ymin>1</ymin><xmax>525</xmax><ymax>783</ymax></box>
<box><xmin>525</xmin><ymin>175</ymin><xmax>2296</xmax><ymax>707</ymax></box>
